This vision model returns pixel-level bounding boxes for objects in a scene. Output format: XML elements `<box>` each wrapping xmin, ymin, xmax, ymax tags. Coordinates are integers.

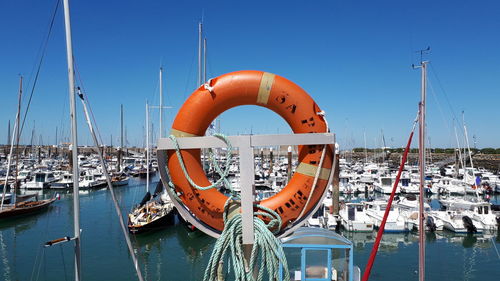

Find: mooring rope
<box><xmin>168</xmin><ymin>133</ymin><xmax>233</xmax><ymax>191</ymax></box>
<box><xmin>203</xmin><ymin>198</ymin><xmax>290</xmax><ymax>281</ymax></box>
<box><xmin>165</xmin><ymin>133</ymin><xmax>290</xmax><ymax>281</ymax></box>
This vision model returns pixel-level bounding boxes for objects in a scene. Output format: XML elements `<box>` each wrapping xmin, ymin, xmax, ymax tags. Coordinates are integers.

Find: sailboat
<box><xmin>0</xmin><ymin>77</ymin><xmax>56</xmax><ymax>220</ymax></box>
<box><xmin>111</xmin><ymin>105</ymin><xmax>129</xmax><ymax>186</ymax></box>
<box><xmin>127</xmin><ymin>181</ymin><xmax>175</xmax><ymax>233</ymax></box>
<box><xmin>127</xmin><ymin>69</ymin><xmax>175</xmax><ymax>234</ymax></box>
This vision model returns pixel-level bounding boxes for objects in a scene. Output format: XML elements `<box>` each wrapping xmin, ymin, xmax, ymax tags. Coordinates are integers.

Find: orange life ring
<box><xmin>165</xmin><ymin>70</ymin><xmax>333</xmax><ymax>233</ymax></box>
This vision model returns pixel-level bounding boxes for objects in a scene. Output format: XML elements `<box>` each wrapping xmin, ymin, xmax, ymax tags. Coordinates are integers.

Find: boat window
<box><xmin>36</xmin><ymin>174</ymin><xmax>45</xmax><ymax>182</ymax></box>
<box><xmin>283</xmin><ymin>248</ymin><xmax>302</xmax><ymax>280</ymax></box>
<box><xmin>381</xmin><ymin>178</ymin><xmax>392</xmax><ymax>186</ymax></box>
<box><xmin>379</xmin><ymin>205</ymin><xmax>393</xmax><ymax>211</ymax></box>
<box><xmin>477</xmin><ymin>207</ymin><xmax>482</xmax><ymax>214</ymax></box>
<box><xmin>356</xmin><ymin>205</ymin><xmax>364</xmax><ymax>212</ymax></box>
<box><xmin>401</xmin><ymin>178</ymin><xmax>410</xmax><ymax>187</ymax></box>
<box><xmin>484</xmin><ymin>206</ymin><xmax>489</xmax><ymax>214</ymax></box>
<box><xmin>305</xmin><ymin>249</ymin><xmax>329</xmax><ymax>280</ymax></box>
<box><xmin>348</xmin><ymin>206</ymin><xmax>356</xmax><ymax>221</ymax></box>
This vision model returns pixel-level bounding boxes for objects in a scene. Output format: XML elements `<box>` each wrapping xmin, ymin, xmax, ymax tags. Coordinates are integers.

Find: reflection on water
<box><xmin>344</xmin><ymin>229</ymin><xmax>498</xmax><ymax>251</ymax></box>
<box><xmin>0</xmin><ymin>178</ymin><xmax>498</xmax><ymax>281</ymax></box>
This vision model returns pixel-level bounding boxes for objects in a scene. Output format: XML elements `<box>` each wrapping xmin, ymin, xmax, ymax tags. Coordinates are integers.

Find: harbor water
<box><xmin>1</xmin><ymin>176</ymin><xmax>499</xmax><ymax>281</ymax></box>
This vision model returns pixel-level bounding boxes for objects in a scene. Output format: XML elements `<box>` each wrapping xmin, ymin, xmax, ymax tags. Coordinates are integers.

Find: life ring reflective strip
<box><xmin>165</xmin><ymin>70</ymin><xmax>334</xmax><ymax>233</ymax></box>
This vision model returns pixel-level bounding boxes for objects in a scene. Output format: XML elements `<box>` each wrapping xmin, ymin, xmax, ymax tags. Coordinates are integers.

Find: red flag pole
<box><xmin>362</xmin><ymin>123</ymin><xmax>416</xmax><ymax>281</ymax></box>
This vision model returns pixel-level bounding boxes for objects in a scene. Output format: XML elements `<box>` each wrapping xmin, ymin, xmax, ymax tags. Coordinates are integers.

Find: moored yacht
<box><xmin>364</xmin><ymin>200</ymin><xmax>408</xmax><ymax>232</ymax></box>
<box><xmin>339</xmin><ymin>202</ymin><xmax>374</xmax><ymax>232</ymax></box>
<box><xmin>21</xmin><ymin>171</ymin><xmax>57</xmax><ymax>190</ymax></box>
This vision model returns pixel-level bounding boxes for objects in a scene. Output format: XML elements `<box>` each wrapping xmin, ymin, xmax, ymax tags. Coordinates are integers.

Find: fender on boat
<box><xmin>157</xmin><ymin>70</ymin><xmax>334</xmax><ymax>237</ymax></box>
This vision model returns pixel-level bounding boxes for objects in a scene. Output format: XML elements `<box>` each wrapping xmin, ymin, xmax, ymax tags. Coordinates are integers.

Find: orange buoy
<box><xmin>164</xmin><ymin>70</ymin><xmax>333</xmax><ymax>233</ymax></box>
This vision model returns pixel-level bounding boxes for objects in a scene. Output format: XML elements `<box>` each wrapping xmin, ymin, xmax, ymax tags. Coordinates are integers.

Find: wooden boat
<box><xmin>111</xmin><ymin>174</ymin><xmax>129</xmax><ymax>186</ymax></box>
<box><xmin>128</xmin><ymin>182</ymin><xmax>175</xmax><ymax>234</ymax></box>
<box><xmin>0</xmin><ymin>197</ymin><xmax>56</xmax><ymax>219</ymax></box>
<box><xmin>127</xmin><ymin>197</ymin><xmax>175</xmax><ymax>234</ymax></box>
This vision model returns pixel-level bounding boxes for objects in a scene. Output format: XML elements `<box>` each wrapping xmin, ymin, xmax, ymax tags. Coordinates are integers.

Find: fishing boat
<box><xmin>339</xmin><ymin>202</ymin><xmax>374</xmax><ymax>232</ymax></box>
<box><xmin>79</xmin><ymin>171</ymin><xmax>106</xmax><ymax>189</ymax></box>
<box><xmin>364</xmin><ymin>200</ymin><xmax>409</xmax><ymax>232</ymax></box>
<box><xmin>436</xmin><ymin>199</ymin><xmax>499</xmax><ymax>232</ymax></box>
<box><xmin>395</xmin><ymin>196</ymin><xmax>444</xmax><ymax>231</ymax></box>
<box><xmin>432</xmin><ymin>210</ymin><xmax>482</xmax><ymax>233</ymax></box>
<box><xmin>21</xmin><ymin>170</ymin><xmax>57</xmax><ymax>189</ymax></box>
<box><xmin>50</xmin><ymin>172</ymin><xmax>73</xmax><ymax>189</ymax></box>
<box><xmin>374</xmin><ymin>176</ymin><xmax>400</xmax><ymax>194</ymax></box>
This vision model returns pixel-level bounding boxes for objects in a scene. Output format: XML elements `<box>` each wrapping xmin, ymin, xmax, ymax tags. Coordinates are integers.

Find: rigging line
<box><xmin>59</xmin><ymin>244</ymin><xmax>69</xmax><ymax>281</ymax></box>
<box><xmin>19</xmin><ymin>0</ymin><xmax>61</xmax><ymax>136</ymax></box>
<box><xmin>428</xmin><ymin>62</ymin><xmax>465</xmax><ymax>135</ymax></box>
<box><xmin>73</xmin><ymin>60</ymin><xmax>105</xmax><ymax>145</ymax></box>
<box><xmin>34</xmin><ymin>247</ymin><xmax>46</xmax><ymax>281</ymax></box>
<box><xmin>491</xmin><ymin>238</ymin><xmax>500</xmax><ymax>260</ymax></box>
<box><xmin>24</xmin><ymin>0</ymin><xmax>60</xmax><ymax>99</ymax></box>
<box><xmin>30</xmin><ymin>245</ymin><xmax>44</xmax><ymax>281</ymax></box>
<box><xmin>427</xmin><ymin>78</ymin><xmax>454</xmax><ymax>143</ymax></box>
<box><xmin>183</xmin><ymin>45</ymin><xmax>197</xmax><ymax>101</ymax></box>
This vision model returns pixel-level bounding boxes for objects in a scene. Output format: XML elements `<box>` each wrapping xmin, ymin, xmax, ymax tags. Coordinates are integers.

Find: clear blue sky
<box><xmin>1</xmin><ymin>0</ymin><xmax>499</xmax><ymax>149</ymax></box>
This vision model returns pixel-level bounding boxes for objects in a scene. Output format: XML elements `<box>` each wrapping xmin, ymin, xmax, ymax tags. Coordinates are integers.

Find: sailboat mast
<box><xmin>203</xmin><ymin>38</ymin><xmax>207</xmax><ymax>82</ymax></box>
<box><xmin>453</xmin><ymin>124</ymin><xmax>464</xmax><ymax>175</ymax></box>
<box><xmin>7</xmin><ymin>121</ymin><xmax>11</xmax><ymax>146</ymax></box>
<box><xmin>198</xmin><ymin>22</ymin><xmax>203</xmax><ymax>86</ymax></box>
<box><xmin>363</xmin><ymin>131</ymin><xmax>367</xmax><ymax>164</ymax></box>
<box><xmin>159</xmin><ymin>67</ymin><xmax>163</xmax><ymax>138</ymax></box>
<box><xmin>462</xmin><ymin>112</ymin><xmax>475</xmax><ymax>174</ymax></box>
<box><xmin>146</xmin><ymin>102</ymin><xmax>150</xmax><ymax>193</ymax></box>
<box><xmin>13</xmin><ymin>77</ymin><xmax>22</xmax><ymax>192</ymax></box>
<box><xmin>117</xmin><ymin>104</ymin><xmax>123</xmax><ymax>172</ymax></box>
<box><xmin>0</xmin><ymin>77</ymin><xmax>22</xmax><ymax>210</ymax></box>
<box><xmin>418</xmin><ymin>60</ymin><xmax>428</xmax><ymax>281</ymax></box>
<box><xmin>62</xmin><ymin>0</ymin><xmax>81</xmax><ymax>280</ymax></box>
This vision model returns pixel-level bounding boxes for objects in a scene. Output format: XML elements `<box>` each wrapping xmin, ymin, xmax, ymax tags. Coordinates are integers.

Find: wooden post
<box><xmin>332</xmin><ymin>143</ymin><xmax>340</xmax><ymax>215</ymax></box>
<box><xmin>287</xmin><ymin>146</ymin><xmax>292</xmax><ymax>181</ymax></box>
<box><xmin>68</xmin><ymin>146</ymin><xmax>73</xmax><ymax>171</ymax></box>
<box><xmin>269</xmin><ymin>147</ymin><xmax>273</xmax><ymax>172</ymax></box>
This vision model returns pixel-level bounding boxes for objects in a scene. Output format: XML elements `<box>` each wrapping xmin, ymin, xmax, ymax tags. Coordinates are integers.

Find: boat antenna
<box><xmin>416</xmin><ymin>46</ymin><xmax>431</xmax><ymax>64</ymax></box>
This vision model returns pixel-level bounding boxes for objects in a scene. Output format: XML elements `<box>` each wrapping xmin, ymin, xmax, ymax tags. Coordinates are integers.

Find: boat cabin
<box><xmin>279</xmin><ymin>227</ymin><xmax>360</xmax><ymax>281</ymax></box>
<box><xmin>471</xmin><ymin>203</ymin><xmax>491</xmax><ymax>215</ymax></box>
